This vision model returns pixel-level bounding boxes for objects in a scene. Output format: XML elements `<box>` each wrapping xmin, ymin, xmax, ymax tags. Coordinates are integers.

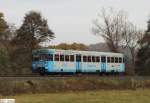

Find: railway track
<box><xmin>0</xmin><ymin>76</ymin><xmax>150</xmax><ymax>80</ymax></box>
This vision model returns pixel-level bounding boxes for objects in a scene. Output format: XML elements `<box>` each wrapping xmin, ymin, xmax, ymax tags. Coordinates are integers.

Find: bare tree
<box><xmin>122</xmin><ymin>22</ymin><xmax>144</xmax><ymax>64</ymax></box>
<box><xmin>92</xmin><ymin>8</ymin><xmax>144</xmax><ymax>74</ymax></box>
<box><xmin>92</xmin><ymin>8</ymin><xmax>128</xmax><ymax>52</ymax></box>
<box><xmin>92</xmin><ymin>7</ymin><xmax>143</xmax><ymax>55</ymax></box>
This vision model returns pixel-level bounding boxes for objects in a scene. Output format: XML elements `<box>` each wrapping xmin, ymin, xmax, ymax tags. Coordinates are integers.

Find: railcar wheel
<box><xmin>37</xmin><ymin>68</ymin><xmax>46</xmax><ymax>76</ymax></box>
<box><xmin>119</xmin><ymin>72</ymin><xmax>125</xmax><ymax>76</ymax></box>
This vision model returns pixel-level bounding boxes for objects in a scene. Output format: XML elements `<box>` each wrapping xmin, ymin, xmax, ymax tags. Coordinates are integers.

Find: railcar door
<box><xmin>76</xmin><ymin>54</ymin><xmax>82</xmax><ymax>73</ymax></box>
<box><xmin>101</xmin><ymin>56</ymin><xmax>106</xmax><ymax>72</ymax></box>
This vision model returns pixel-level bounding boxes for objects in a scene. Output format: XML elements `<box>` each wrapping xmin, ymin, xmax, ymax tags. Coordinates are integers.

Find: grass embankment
<box><xmin>1</xmin><ymin>89</ymin><xmax>150</xmax><ymax>103</ymax></box>
<box><xmin>0</xmin><ymin>77</ymin><xmax>150</xmax><ymax>96</ymax></box>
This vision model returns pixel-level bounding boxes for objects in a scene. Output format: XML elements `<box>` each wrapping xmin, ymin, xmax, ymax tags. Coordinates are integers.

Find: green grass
<box><xmin>1</xmin><ymin>89</ymin><xmax>150</xmax><ymax>103</ymax></box>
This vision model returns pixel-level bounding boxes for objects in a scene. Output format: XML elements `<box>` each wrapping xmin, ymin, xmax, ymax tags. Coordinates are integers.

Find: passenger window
<box><xmin>101</xmin><ymin>56</ymin><xmax>106</xmax><ymax>62</ymax></box>
<box><xmin>48</xmin><ymin>54</ymin><xmax>53</xmax><ymax>61</ymax></box>
<box><xmin>55</xmin><ymin>54</ymin><xmax>59</xmax><ymax>61</ymax></box>
<box><xmin>76</xmin><ymin>55</ymin><xmax>81</xmax><ymax>62</ymax></box>
<box><xmin>92</xmin><ymin>56</ymin><xmax>95</xmax><ymax>62</ymax></box>
<box><xmin>107</xmin><ymin>57</ymin><xmax>110</xmax><ymax>63</ymax></box>
<box><xmin>65</xmin><ymin>55</ymin><xmax>69</xmax><ymax>62</ymax></box>
<box><xmin>96</xmin><ymin>56</ymin><xmax>100</xmax><ymax>62</ymax></box>
<box><xmin>88</xmin><ymin>56</ymin><xmax>91</xmax><ymax>62</ymax></box>
<box><xmin>83</xmin><ymin>56</ymin><xmax>87</xmax><ymax>62</ymax></box>
<box><xmin>119</xmin><ymin>57</ymin><xmax>122</xmax><ymax>63</ymax></box>
<box><xmin>60</xmin><ymin>55</ymin><xmax>64</xmax><ymax>61</ymax></box>
<box><xmin>70</xmin><ymin>55</ymin><xmax>74</xmax><ymax>62</ymax></box>
<box><xmin>111</xmin><ymin>57</ymin><xmax>114</xmax><ymax>63</ymax></box>
<box><xmin>115</xmin><ymin>57</ymin><xmax>118</xmax><ymax>63</ymax></box>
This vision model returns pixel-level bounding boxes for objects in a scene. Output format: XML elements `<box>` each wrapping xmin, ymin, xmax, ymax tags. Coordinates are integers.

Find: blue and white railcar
<box><xmin>32</xmin><ymin>49</ymin><xmax>125</xmax><ymax>74</ymax></box>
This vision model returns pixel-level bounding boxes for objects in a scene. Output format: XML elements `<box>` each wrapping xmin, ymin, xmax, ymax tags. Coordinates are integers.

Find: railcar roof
<box><xmin>32</xmin><ymin>49</ymin><xmax>124</xmax><ymax>56</ymax></box>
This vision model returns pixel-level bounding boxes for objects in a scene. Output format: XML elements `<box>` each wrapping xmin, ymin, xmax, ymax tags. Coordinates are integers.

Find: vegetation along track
<box><xmin>1</xmin><ymin>75</ymin><xmax>150</xmax><ymax>96</ymax></box>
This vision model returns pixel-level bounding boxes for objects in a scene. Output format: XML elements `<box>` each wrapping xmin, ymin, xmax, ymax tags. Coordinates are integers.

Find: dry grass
<box><xmin>0</xmin><ymin>77</ymin><xmax>150</xmax><ymax>96</ymax></box>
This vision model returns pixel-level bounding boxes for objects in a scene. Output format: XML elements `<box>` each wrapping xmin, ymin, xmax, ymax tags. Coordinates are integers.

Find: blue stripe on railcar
<box><xmin>47</xmin><ymin>61</ymin><xmax>54</xmax><ymax>72</ymax></box>
<box><xmin>76</xmin><ymin>62</ymin><xmax>82</xmax><ymax>72</ymax></box>
<box><xmin>101</xmin><ymin>63</ymin><xmax>106</xmax><ymax>72</ymax></box>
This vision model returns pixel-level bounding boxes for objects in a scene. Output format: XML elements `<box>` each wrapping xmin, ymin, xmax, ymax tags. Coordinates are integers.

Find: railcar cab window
<box><xmin>60</xmin><ymin>55</ymin><xmax>64</xmax><ymax>61</ymax></box>
<box><xmin>83</xmin><ymin>56</ymin><xmax>87</xmax><ymax>62</ymax></box>
<box><xmin>115</xmin><ymin>57</ymin><xmax>118</xmax><ymax>63</ymax></box>
<box><xmin>107</xmin><ymin>57</ymin><xmax>111</xmax><ymax>63</ymax></box>
<box><xmin>101</xmin><ymin>56</ymin><xmax>106</xmax><ymax>62</ymax></box>
<box><xmin>70</xmin><ymin>55</ymin><xmax>74</xmax><ymax>62</ymax></box>
<box><xmin>47</xmin><ymin>54</ymin><xmax>53</xmax><ymax>61</ymax></box>
<box><xmin>55</xmin><ymin>54</ymin><xmax>59</xmax><ymax>61</ymax></box>
<box><xmin>32</xmin><ymin>55</ymin><xmax>40</xmax><ymax>61</ymax></box>
<box><xmin>65</xmin><ymin>55</ymin><xmax>69</xmax><ymax>62</ymax></box>
<box><xmin>33</xmin><ymin>54</ymin><xmax>53</xmax><ymax>61</ymax></box>
<box><xmin>96</xmin><ymin>56</ymin><xmax>100</xmax><ymax>62</ymax></box>
<box><xmin>88</xmin><ymin>56</ymin><xmax>91</xmax><ymax>62</ymax></box>
<box><xmin>42</xmin><ymin>55</ymin><xmax>48</xmax><ymax>60</ymax></box>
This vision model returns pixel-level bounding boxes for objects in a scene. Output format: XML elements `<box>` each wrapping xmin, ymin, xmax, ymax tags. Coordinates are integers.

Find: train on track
<box><xmin>32</xmin><ymin>49</ymin><xmax>125</xmax><ymax>75</ymax></box>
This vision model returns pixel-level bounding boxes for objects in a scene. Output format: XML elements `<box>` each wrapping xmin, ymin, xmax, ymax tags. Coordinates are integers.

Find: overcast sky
<box><xmin>0</xmin><ymin>0</ymin><xmax>150</xmax><ymax>45</ymax></box>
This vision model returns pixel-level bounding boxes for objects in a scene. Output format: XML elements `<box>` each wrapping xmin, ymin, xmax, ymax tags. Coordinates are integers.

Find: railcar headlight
<box><xmin>45</xmin><ymin>63</ymin><xmax>48</xmax><ymax>69</ymax></box>
<box><xmin>32</xmin><ymin>63</ymin><xmax>36</xmax><ymax>67</ymax></box>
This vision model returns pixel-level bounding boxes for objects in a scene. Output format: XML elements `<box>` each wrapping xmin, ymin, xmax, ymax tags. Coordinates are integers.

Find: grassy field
<box><xmin>1</xmin><ymin>89</ymin><xmax>150</xmax><ymax>103</ymax></box>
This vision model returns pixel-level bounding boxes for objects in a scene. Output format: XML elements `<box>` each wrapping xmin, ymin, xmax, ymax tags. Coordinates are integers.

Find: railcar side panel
<box><xmin>52</xmin><ymin>61</ymin><xmax>76</xmax><ymax>73</ymax></box>
<box><xmin>120</xmin><ymin>63</ymin><xmax>125</xmax><ymax>72</ymax></box>
<box><xmin>82</xmin><ymin>63</ymin><xmax>99</xmax><ymax>73</ymax></box>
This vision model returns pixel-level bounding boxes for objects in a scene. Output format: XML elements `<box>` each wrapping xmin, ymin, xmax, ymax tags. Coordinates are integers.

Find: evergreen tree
<box><xmin>0</xmin><ymin>12</ymin><xmax>8</xmax><ymax>41</ymax></box>
<box><xmin>14</xmin><ymin>11</ymin><xmax>54</xmax><ymax>50</ymax></box>
<box><xmin>136</xmin><ymin>20</ymin><xmax>150</xmax><ymax>75</ymax></box>
<box><xmin>11</xmin><ymin>11</ymin><xmax>55</xmax><ymax>75</ymax></box>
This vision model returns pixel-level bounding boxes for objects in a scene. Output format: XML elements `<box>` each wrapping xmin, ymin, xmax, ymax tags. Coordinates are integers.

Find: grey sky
<box><xmin>0</xmin><ymin>0</ymin><xmax>150</xmax><ymax>45</ymax></box>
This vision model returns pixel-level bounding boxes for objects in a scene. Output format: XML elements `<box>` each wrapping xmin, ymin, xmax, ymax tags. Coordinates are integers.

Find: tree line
<box><xmin>0</xmin><ymin>8</ymin><xmax>149</xmax><ymax>76</ymax></box>
<box><xmin>0</xmin><ymin>11</ymin><xmax>54</xmax><ymax>76</ymax></box>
